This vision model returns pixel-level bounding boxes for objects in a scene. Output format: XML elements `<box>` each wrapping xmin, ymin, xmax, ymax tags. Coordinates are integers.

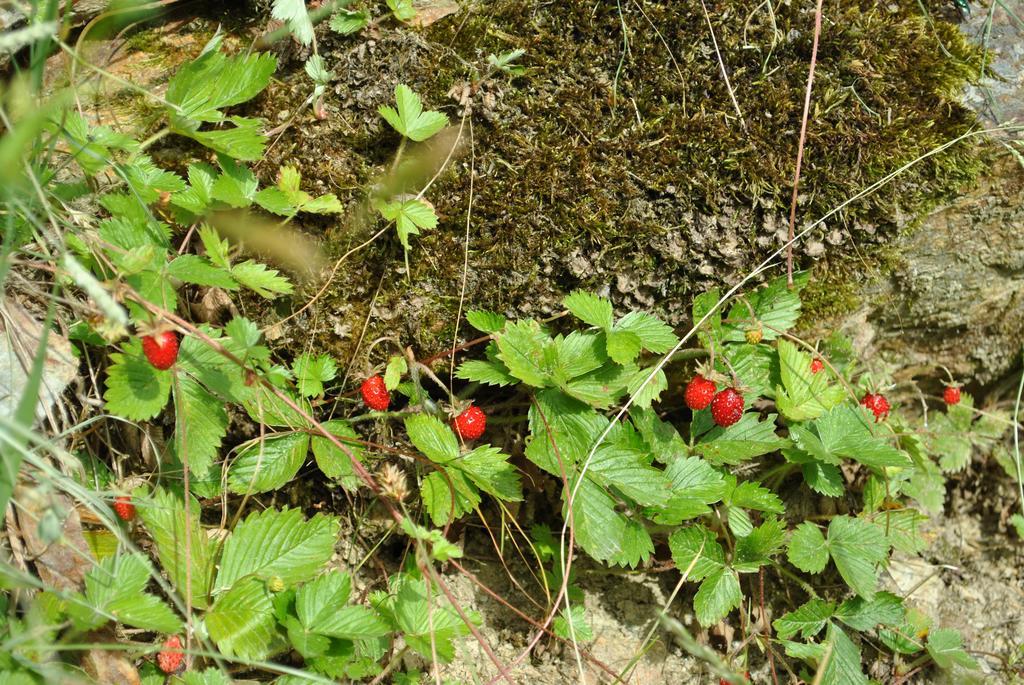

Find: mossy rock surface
<box><xmin>239</xmin><ymin>1</ymin><xmax>985</xmax><ymax>368</ymax></box>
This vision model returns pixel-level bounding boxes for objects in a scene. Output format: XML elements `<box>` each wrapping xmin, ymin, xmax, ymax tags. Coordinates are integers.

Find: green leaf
<box><xmin>171</xmin><ymin>376</ymin><xmax>228</xmax><ymax>479</ymax></box>
<box><xmin>177</xmin><ymin>327</ymin><xmax>251</xmax><ymax>404</ymax></box>
<box><xmin>465</xmin><ymin>310</ymin><xmax>506</xmax><ymax>334</ymax></box>
<box><xmin>74</xmin><ymin>553</ymin><xmax>181</xmax><ymax>633</ymax></box>
<box><xmin>926</xmin><ymin>628</ymin><xmax>978</xmax><ymax>670</ymax></box>
<box><xmin>243</xmin><ymin>385</ymin><xmax>312</xmax><ymax>428</ymax></box>
<box><xmin>695</xmin><ymin>413</ymin><xmax>789</xmax><ymax>465</ymax></box>
<box><xmin>311</xmin><ymin>420</ymin><xmax>365</xmax><ymax>490</ymax></box>
<box><xmin>215</xmin><ymin>508</ymin><xmax>340</xmax><ymax>593</ymax></box>
<box><xmin>668</xmin><ymin>524</ymin><xmax>725</xmax><ymax>580</ymax></box>
<box><xmin>873</xmin><ymin>508</ymin><xmax>928</xmax><ymax>554</ymax></box>
<box><xmin>819</xmin><ymin>623</ymin><xmax>868</xmax><ymax>685</ymax></box>
<box><xmin>230</xmin><ymin>260</ymin><xmax>294</xmax><ymax>298</ymax></box>
<box><xmin>734</xmin><ymin>517</ymin><xmax>786</xmax><ymax>571</ymax></box>
<box><xmin>587</xmin><ymin>443</ymin><xmax>671</xmax><ymax>507</ymax></box>
<box><xmin>625</xmin><ymin>366</ymin><xmax>668</xmax><ymax>409</ymax></box>
<box><xmin>104</xmin><ymin>342</ymin><xmax>172</xmax><ymax>420</ymax></box>
<box><xmin>378</xmin><ymin>84</ymin><xmax>448</xmax><ymax>141</ymax></box>
<box><xmin>727</xmin><ymin>479</ymin><xmax>784</xmax><ymax>513</ymax></box>
<box><xmin>375</xmin><ymin>571</ymin><xmax>470</xmax><ymax>663</ymax></box>
<box><xmin>199</xmin><ymin>224</ymin><xmax>231</xmax><ymax>268</ymax></box>
<box><xmin>525</xmin><ymin>390</ymin><xmax>605</xmax><ymax>475</ymax></box>
<box><xmin>285</xmin><ymin>615</ymin><xmax>331</xmax><ymax>659</ymax></box>
<box><xmin>563</xmin><ymin>291</ymin><xmax>613</xmax><ymax>329</ymax></box>
<box><xmin>692</xmin><ymin>288</ymin><xmax>722</xmax><ymax>348</ymax></box>
<box><xmin>790</xmin><ymin>404</ymin><xmax>911</xmax><ymax>469</ymax></box>
<box><xmin>773</xmin><ymin>599</ymin><xmax>834</xmax><ymax>640</ymax></box>
<box><xmin>495</xmin><ymin>319</ymin><xmax>551</xmax><ymax>387</ymax></box>
<box><xmin>457</xmin><ymin>445</ymin><xmax>523</xmax><ymax>502</ymax></box>
<box><xmin>383</xmin><ymin>355</ymin><xmax>407</xmax><ymax>390</ymax></box>
<box><xmin>723</xmin><ymin>272</ymin><xmax>807</xmax><ymax>343</ymax></box>
<box><xmin>564</xmin><ymin>476</ymin><xmax>633</xmax><ymax>563</ymax></box>
<box><xmin>694</xmin><ymin>568</ymin><xmax>742</xmax><ymax>627</ymax></box>
<box><xmin>206</xmin><ymin>577</ymin><xmax>277</xmax><ymax>660</ymax></box>
<box><xmin>775</xmin><ymin>339</ymin><xmax>846</xmax><ymax>421</ymax></box>
<box><xmin>405</xmin><ymin>414</ymin><xmax>460</xmax><ymax>463</ymax></box>
<box><xmin>172</xmin><ymin>164</ymin><xmax>218</xmax><ymax>217</ymax></box>
<box><xmin>386</xmin><ymin>0</ymin><xmax>417</xmax><ymax>21</ymax></box>
<box><xmin>650</xmin><ymin>457</ymin><xmax>725</xmax><ymax>524</ymax></box>
<box><xmin>421</xmin><ymin>469</ymin><xmax>480</xmax><ymax>525</ymax></box>
<box><xmin>455</xmin><ymin>358</ymin><xmax>517</xmax><ymax>387</ymax></box>
<box><xmin>272</xmin><ymin>0</ymin><xmax>314</xmax><ymax>45</ymax></box>
<box><xmin>166</xmin><ymin>254</ymin><xmax>237</xmax><ymax>288</ymax></box>
<box><xmin>629</xmin><ymin>407</ymin><xmax>687</xmax><ymax>464</ymax></box>
<box><xmin>228</xmin><ymin>432</ymin><xmax>310</xmax><ymax>494</ymax></box>
<box><xmin>330</xmin><ymin>8</ymin><xmax>370</xmax><ymax>34</ymax></box>
<box><xmin>211</xmin><ymin>156</ymin><xmax>258</xmax><ymax>207</ymax></box>
<box><xmin>613</xmin><ymin>311</ymin><xmax>678</xmax><ymax>353</ymax></box>
<box><xmin>835</xmin><ymin>592</ymin><xmax>904</xmax><ymax>631</ymax></box>
<box><xmin>788</xmin><ymin>522</ymin><xmax>828</xmax><ymax>574</ymax></box>
<box><xmin>559</xmin><ymin>361</ymin><xmax>633</xmax><ymax>408</ymax></box>
<box><xmin>136</xmin><ymin>487</ymin><xmax>213</xmax><ymax>609</ymax></box>
<box><xmin>827</xmin><ymin>515</ymin><xmax>888</xmax><ymax>600</ymax></box>
<box><xmin>550</xmin><ymin>331</ymin><xmax>607</xmax><ymax>381</ymax></box>
<box><xmin>801</xmin><ymin>458</ymin><xmax>845</xmax><ymax>497</ymax></box>
<box><xmin>553</xmin><ymin>605</ymin><xmax>593</xmax><ymax>642</ymax></box>
<box><xmin>293</xmin><ymin>353</ymin><xmax>337</xmax><ymax>398</ymax></box>
<box><xmin>378</xmin><ymin>198</ymin><xmax>437</xmax><ymax>250</ymax></box>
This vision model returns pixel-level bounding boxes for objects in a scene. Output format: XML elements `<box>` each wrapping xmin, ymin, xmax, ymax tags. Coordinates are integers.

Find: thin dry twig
<box><xmin>787</xmin><ymin>0</ymin><xmax>825</xmax><ymax>287</ymax></box>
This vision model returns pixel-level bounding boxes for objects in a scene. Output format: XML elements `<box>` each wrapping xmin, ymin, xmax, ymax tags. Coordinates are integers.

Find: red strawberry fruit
<box><xmin>943</xmin><ymin>386</ymin><xmax>961</xmax><ymax>406</ymax></box>
<box><xmin>157</xmin><ymin>635</ymin><xmax>184</xmax><ymax>674</ymax></box>
<box><xmin>452</xmin><ymin>405</ymin><xmax>487</xmax><ymax>440</ymax></box>
<box><xmin>710</xmin><ymin>388</ymin><xmax>744</xmax><ymax>427</ymax></box>
<box><xmin>860</xmin><ymin>392</ymin><xmax>890</xmax><ymax>421</ymax></box>
<box><xmin>684</xmin><ymin>375</ymin><xmax>717</xmax><ymax>411</ymax></box>
<box><xmin>810</xmin><ymin>358</ymin><xmax>824</xmax><ymax>374</ymax></box>
<box><xmin>360</xmin><ymin>375</ymin><xmax>390</xmax><ymax>411</ymax></box>
<box><xmin>141</xmin><ymin>331</ymin><xmax>179</xmax><ymax>370</ymax></box>
<box><xmin>113</xmin><ymin>496</ymin><xmax>135</xmax><ymax>522</ymax></box>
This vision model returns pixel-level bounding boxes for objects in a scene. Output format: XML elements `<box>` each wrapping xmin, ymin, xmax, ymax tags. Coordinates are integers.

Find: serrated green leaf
<box><xmin>563</xmin><ymin>291</ymin><xmax>613</xmax><ymax>329</ymax></box>
<box><xmin>455</xmin><ymin>358</ymin><xmax>517</xmax><ymax>387</ymax></box>
<box><xmin>587</xmin><ymin>443</ymin><xmax>671</xmax><ymax>507</ymax></box>
<box><xmin>559</xmin><ymin>362</ymin><xmax>633</xmax><ymax>408</ymax></box>
<box><xmin>495</xmin><ymin>319</ymin><xmax>551</xmax><ymax>387</ymax></box>
<box><xmin>773</xmin><ymin>599</ymin><xmax>834</xmax><ymax>640</ymax></box>
<box><xmin>387</xmin><ymin>0</ymin><xmax>417</xmax><ymax>21</ymax></box>
<box><xmin>695</xmin><ymin>413</ymin><xmax>789</xmax><ymax>465</ymax></box>
<box><xmin>177</xmin><ymin>328</ymin><xmax>251</xmax><ymax>404</ymax></box>
<box><xmin>525</xmin><ymin>390</ymin><xmax>605</xmax><ymax>474</ymax></box>
<box><xmin>272</xmin><ymin>0</ymin><xmax>314</xmax><ymax>45</ymax></box>
<box><xmin>228</xmin><ymin>432</ymin><xmax>310</xmax><ymax>494</ymax></box>
<box><xmin>285</xmin><ymin>615</ymin><xmax>331</xmax><ymax>659</ymax></box>
<box><xmin>104</xmin><ymin>343</ymin><xmax>172</xmax><ymax>421</ymax></box>
<box><xmin>802</xmin><ymin>459</ymin><xmax>845</xmax><ymax>497</ymax></box>
<box><xmin>230</xmin><ymin>260</ymin><xmax>294</xmax><ymax>298</ymax></box>
<box><xmin>668</xmin><ymin>524</ymin><xmax>725</xmax><ymax>580</ymax></box>
<box><xmin>457</xmin><ymin>445</ymin><xmax>522</xmax><ymax>502</ymax></box>
<box><xmin>650</xmin><ymin>456</ymin><xmax>725</xmax><ymax>524</ymax></box>
<box><xmin>835</xmin><ymin>592</ymin><xmax>904</xmax><ymax>631</ymax></box>
<box><xmin>625</xmin><ymin>366</ymin><xmax>668</xmax><ymax>409</ymax></box>
<box><xmin>405</xmin><ymin>414</ymin><xmax>459</xmax><ymax>463</ymax></box>
<box><xmin>211</xmin><ymin>156</ymin><xmax>258</xmax><ymax>207</ymax></box>
<box><xmin>927</xmin><ymin>628</ymin><xmax>978</xmax><ymax>670</ymax></box>
<box><xmin>775</xmin><ymin>339</ymin><xmax>846</xmax><ymax>421</ymax></box>
<box><xmin>614</xmin><ymin>311</ymin><xmax>677</xmax><ymax>353</ymax></box>
<box><xmin>692</xmin><ymin>288</ymin><xmax>722</xmax><ymax>348</ymax></box>
<box><xmin>727</xmin><ymin>479</ymin><xmax>784</xmax><ymax>513</ymax></box>
<box><xmin>629</xmin><ymin>407</ymin><xmax>687</xmax><ymax>464</ymax></box>
<box><xmin>378</xmin><ymin>84</ymin><xmax>448</xmax><ymax>141</ymax></box>
<box><xmin>827</xmin><ymin>515</ymin><xmax>888</xmax><ymax>600</ymax></box>
<box><xmin>73</xmin><ymin>553</ymin><xmax>181</xmax><ymax>633</ymax></box>
<box><xmin>172</xmin><ymin>375</ymin><xmax>228</xmax><ymax>479</ymax></box>
<box><xmin>551</xmin><ymin>331</ymin><xmax>607</xmax><ymax>381</ymax></box>
<box><xmin>383</xmin><ymin>355</ymin><xmax>407</xmax><ymax>390</ymax></box>
<box><xmin>723</xmin><ymin>273</ymin><xmax>807</xmax><ymax>343</ymax></box>
<box><xmin>136</xmin><ymin>487</ymin><xmax>213</xmax><ymax>609</ymax></box>
<box><xmin>734</xmin><ymin>517</ymin><xmax>786</xmax><ymax>571</ymax></box>
<box><xmin>377</xmin><ymin>571</ymin><xmax>469</xmax><ymax>663</ymax></box>
<box><xmin>293</xmin><ymin>353</ymin><xmax>337</xmax><ymax>397</ymax></box>
<box><xmin>790</xmin><ymin>404</ymin><xmax>911</xmax><ymax>469</ymax></box>
<box><xmin>166</xmin><ymin>254</ymin><xmax>237</xmax><ymax>289</ymax></box>
<box><xmin>872</xmin><ymin>508</ymin><xmax>928</xmax><ymax>554</ymax></box>
<box><xmin>565</xmin><ymin>475</ymin><xmax>629</xmax><ymax>563</ymax></box>
<box><xmin>215</xmin><ymin>508</ymin><xmax>339</xmax><ymax>593</ymax></box>
<box><xmin>420</xmin><ymin>468</ymin><xmax>480</xmax><ymax>526</ymax></box>
<box><xmin>819</xmin><ymin>623</ymin><xmax>868</xmax><ymax>685</ymax></box>
<box><xmin>330</xmin><ymin>8</ymin><xmax>370</xmax><ymax>34</ymax></box>
<box><xmin>788</xmin><ymin>522</ymin><xmax>828</xmax><ymax>573</ymax></box>
<box><xmin>243</xmin><ymin>385</ymin><xmax>312</xmax><ymax>428</ymax></box>
<box><xmin>199</xmin><ymin>224</ymin><xmax>231</xmax><ymax>269</ymax></box>
<box><xmin>553</xmin><ymin>605</ymin><xmax>593</xmax><ymax>642</ymax></box>
<box><xmin>206</xmin><ymin>577</ymin><xmax>277</xmax><ymax>660</ymax></box>
<box><xmin>378</xmin><ymin>198</ymin><xmax>437</xmax><ymax>250</ymax></box>
<box><xmin>694</xmin><ymin>568</ymin><xmax>742</xmax><ymax>627</ymax></box>
<box><xmin>310</xmin><ymin>420</ymin><xmax>364</xmax><ymax>490</ymax></box>
<box><xmin>466</xmin><ymin>310</ymin><xmax>507</xmax><ymax>334</ymax></box>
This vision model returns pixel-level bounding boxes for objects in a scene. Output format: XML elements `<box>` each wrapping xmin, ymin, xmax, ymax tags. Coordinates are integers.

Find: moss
<box><xmin>251</xmin><ymin>0</ymin><xmax>990</xmax><ymax>364</ymax></box>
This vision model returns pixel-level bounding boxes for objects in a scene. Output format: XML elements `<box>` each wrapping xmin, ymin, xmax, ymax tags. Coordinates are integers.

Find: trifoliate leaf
<box><xmin>550</xmin><ymin>331</ymin><xmax>607</xmax><ymax>381</ymax></box>
<box><xmin>378</xmin><ymin>84</ymin><xmax>447</xmax><ymax>142</ymax></box>
<box><xmin>788</xmin><ymin>522</ymin><xmax>828</xmax><ymax>574</ymax></box>
<box><xmin>228</xmin><ymin>432</ymin><xmax>311</xmax><ymax>495</ymax></box>
<box><xmin>553</xmin><ymin>605</ymin><xmax>593</xmax><ymax>642</ymax></box>
<box><xmin>72</xmin><ymin>553</ymin><xmax>181</xmax><ymax>633</ymax></box>
<box><xmin>563</xmin><ymin>291</ymin><xmax>613</xmax><ymax>329</ymax></box>
<box><xmin>773</xmin><ymin>599</ymin><xmax>835</xmax><ymax>640</ymax></box>
<box><xmin>625</xmin><ymin>365</ymin><xmax>668</xmax><ymax>409</ymax></box>
<box><xmin>525</xmin><ymin>389</ymin><xmax>605</xmax><ymax>475</ymax></box>
<box><xmin>374</xmin><ymin>571</ymin><xmax>470</xmax><ymax>663</ymax></box>
<box><xmin>726</xmin><ymin>479</ymin><xmax>784</xmax><ymax>513</ymax></box>
<box><xmin>211</xmin><ymin>156</ymin><xmax>258</xmax><ymax>207</ymax></box>
<box><xmin>927</xmin><ymin>628</ymin><xmax>978</xmax><ymax>670</ymax></box>
<box><xmin>734</xmin><ymin>517</ymin><xmax>786</xmax><ymax>571</ymax></box>
<box><xmin>378</xmin><ymin>198</ymin><xmax>437</xmax><ymax>250</ymax></box>
<box><xmin>790</xmin><ymin>404</ymin><xmax>911</xmax><ymax>469</ymax></box>
<box><xmin>216</xmin><ymin>508</ymin><xmax>339</xmax><ymax>593</ymax></box>
<box><xmin>386</xmin><ymin>0</ymin><xmax>417</xmax><ymax>22</ymax></box>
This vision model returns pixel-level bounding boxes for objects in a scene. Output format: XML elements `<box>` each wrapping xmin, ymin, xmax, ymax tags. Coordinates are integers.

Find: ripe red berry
<box><xmin>157</xmin><ymin>635</ymin><xmax>184</xmax><ymax>674</ymax></box>
<box><xmin>141</xmin><ymin>331</ymin><xmax>179</xmax><ymax>370</ymax></box>
<box><xmin>860</xmin><ymin>392</ymin><xmax>890</xmax><ymax>421</ymax></box>
<box><xmin>810</xmin><ymin>358</ymin><xmax>824</xmax><ymax>374</ymax></box>
<box><xmin>710</xmin><ymin>388</ymin><xmax>744</xmax><ymax>427</ymax></box>
<box><xmin>360</xmin><ymin>375</ymin><xmax>390</xmax><ymax>411</ymax></box>
<box><xmin>684</xmin><ymin>375</ymin><xmax>717</xmax><ymax>411</ymax></box>
<box><xmin>943</xmin><ymin>386</ymin><xmax>961</xmax><ymax>406</ymax></box>
<box><xmin>452</xmin><ymin>405</ymin><xmax>486</xmax><ymax>440</ymax></box>
<box><xmin>113</xmin><ymin>496</ymin><xmax>135</xmax><ymax>522</ymax></box>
